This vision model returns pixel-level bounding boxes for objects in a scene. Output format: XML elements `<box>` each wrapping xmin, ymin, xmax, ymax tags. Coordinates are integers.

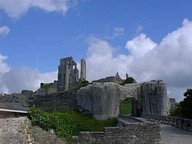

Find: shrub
<box><xmin>122</xmin><ymin>77</ymin><xmax>136</xmax><ymax>85</ymax></box>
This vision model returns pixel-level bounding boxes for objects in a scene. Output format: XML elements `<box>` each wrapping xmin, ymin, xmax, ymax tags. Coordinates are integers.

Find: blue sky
<box><xmin>1</xmin><ymin>0</ymin><xmax>192</xmax><ymax>101</ymax></box>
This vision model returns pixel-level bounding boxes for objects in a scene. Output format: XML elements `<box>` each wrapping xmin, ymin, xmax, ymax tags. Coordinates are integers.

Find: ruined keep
<box><xmin>57</xmin><ymin>57</ymin><xmax>86</xmax><ymax>91</ymax></box>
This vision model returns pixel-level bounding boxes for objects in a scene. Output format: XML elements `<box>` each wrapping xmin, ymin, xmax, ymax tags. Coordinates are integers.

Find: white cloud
<box><xmin>0</xmin><ymin>0</ymin><xmax>77</xmax><ymax>18</ymax></box>
<box><xmin>0</xmin><ymin>26</ymin><xmax>10</xmax><ymax>35</ymax></box>
<box><xmin>86</xmin><ymin>37</ymin><xmax>132</xmax><ymax>81</ymax></box>
<box><xmin>0</xmin><ymin>53</ymin><xmax>57</xmax><ymax>93</ymax></box>
<box><xmin>85</xmin><ymin>19</ymin><xmax>192</xmax><ymax>101</ymax></box>
<box><xmin>0</xmin><ymin>53</ymin><xmax>9</xmax><ymax>73</ymax></box>
<box><xmin>126</xmin><ymin>33</ymin><xmax>157</xmax><ymax>58</ymax></box>
<box><xmin>129</xmin><ymin>19</ymin><xmax>192</xmax><ymax>88</ymax></box>
<box><xmin>1</xmin><ymin>68</ymin><xmax>57</xmax><ymax>93</ymax></box>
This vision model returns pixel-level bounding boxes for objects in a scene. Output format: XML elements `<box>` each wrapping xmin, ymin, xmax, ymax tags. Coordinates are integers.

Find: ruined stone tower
<box><xmin>80</xmin><ymin>59</ymin><xmax>86</xmax><ymax>80</ymax></box>
<box><xmin>57</xmin><ymin>57</ymin><xmax>79</xmax><ymax>91</ymax></box>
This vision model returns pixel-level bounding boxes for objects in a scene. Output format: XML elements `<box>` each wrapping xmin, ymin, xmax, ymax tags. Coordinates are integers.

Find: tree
<box><xmin>179</xmin><ymin>89</ymin><xmax>192</xmax><ymax>119</ymax></box>
<box><xmin>171</xmin><ymin>89</ymin><xmax>192</xmax><ymax>119</ymax></box>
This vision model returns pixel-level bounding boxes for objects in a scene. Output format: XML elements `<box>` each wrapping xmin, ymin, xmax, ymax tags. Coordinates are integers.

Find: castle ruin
<box><xmin>57</xmin><ymin>57</ymin><xmax>86</xmax><ymax>91</ymax></box>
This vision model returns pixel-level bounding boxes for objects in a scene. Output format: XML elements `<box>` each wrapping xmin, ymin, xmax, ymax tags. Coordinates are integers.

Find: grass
<box><xmin>41</xmin><ymin>83</ymin><xmax>54</xmax><ymax>90</ymax></box>
<box><xmin>120</xmin><ymin>98</ymin><xmax>132</xmax><ymax>115</ymax></box>
<box><xmin>27</xmin><ymin>107</ymin><xmax>117</xmax><ymax>140</ymax></box>
<box><xmin>69</xmin><ymin>111</ymin><xmax>117</xmax><ymax>131</ymax></box>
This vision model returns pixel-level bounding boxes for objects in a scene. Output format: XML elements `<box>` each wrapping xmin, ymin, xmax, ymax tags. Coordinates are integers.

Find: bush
<box><xmin>122</xmin><ymin>77</ymin><xmax>136</xmax><ymax>85</ymax></box>
<box><xmin>28</xmin><ymin>107</ymin><xmax>54</xmax><ymax>131</ymax></box>
<box><xmin>28</xmin><ymin>107</ymin><xmax>78</xmax><ymax>139</ymax></box>
<box><xmin>79</xmin><ymin>79</ymin><xmax>90</xmax><ymax>88</ymax></box>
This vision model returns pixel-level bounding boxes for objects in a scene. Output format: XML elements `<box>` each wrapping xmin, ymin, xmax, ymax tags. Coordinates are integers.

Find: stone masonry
<box><xmin>30</xmin><ymin>91</ymin><xmax>77</xmax><ymax>112</ymax></box>
<box><xmin>72</xmin><ymin>122</ymin><xmax>161</xmax><ymax>144</ymax></box>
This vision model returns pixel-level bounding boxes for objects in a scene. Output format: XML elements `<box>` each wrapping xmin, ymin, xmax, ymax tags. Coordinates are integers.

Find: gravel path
<box><xmin>160</xmin><ymin>124</ymin><xmax>192</xmax><ymax>144</ymax></box>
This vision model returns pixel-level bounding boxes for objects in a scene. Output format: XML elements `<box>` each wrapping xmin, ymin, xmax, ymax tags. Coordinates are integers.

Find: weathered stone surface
<box><xmin>0</xmin><ymin>117</ymin><xmax>66</xmax><ymax>144</ymax></box>
<box><xmin>21</xmin><ymin>90</ymin><xmax>33</xmax><ymax>96</ymax></box>
<box><xmin>47</xmin><ymin>82</ymin><xmax>57</xmax><ymax>94</ymax></box>
<box><xmin>138</xmin><ymin>80</ymin><xmax>170</xmax><ymax>115</ymax></box>
<box><xmin>30</xmin><ymin>91</ymin><xmax>77</xmax><ymax>112</ymax></box>
<box><xmin>93</xmin><ymin>72</ymin><xmax>123</xmax><ymax>84</ymax></box>
<box><xmin>35</xmin><ymin>82</ymin><xmax>57</xmax><ymax>95</ymax></box>
<box><xmin>80</xmin><ymin>59</ymin><xmax>86</xmax><ymax>80</ymax></box>
<box><xmin>35</xmin><ymin>87</ymin><xmax>47</xmax><ymax>95</ymax></box>
<box><xmin>0</xmin><ymin>93</ymin><xmax>29</xmax><ymax>111</ymax></box>
<box><xmin>77</xmin><ymin>82</ymin><xmax>132</xmax><ymax>120</ymax></box>
<box><xmin>72</xmin><ymin>122</ymin><xmax>161</xmax><ymax>144</ymax></box>
<box><xmin>77</xmin><ymin>80</ymin><xmax>170</xmax><ymax>120</ymax></box>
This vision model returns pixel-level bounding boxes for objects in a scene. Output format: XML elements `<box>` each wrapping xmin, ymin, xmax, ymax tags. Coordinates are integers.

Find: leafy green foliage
<box><xmin>120</xmin><ymin>98</ymin><xmax>132</xmax><ymax>115</ymax></box>
<box><xmin>28</xmin><ymin>107</ymin><xmax>117</xmax><ymax>140</ymax></box>
<box><xmin>170</xmin><ymin>104</ymin><xmax>182</xmax><ymax>117</ymax></box>
<box><xmin>79</xmin><ymin>79</ymin><xmax>90</xmax><ymax>88</ymax></box>
<box><xmin>170</xmin><ymin>89</ymin><xmax>192</xmax><ymax>119</ymax></box>
<box><xmin>179</xmin><ymin>89</ymin><xmax>192</xmax><ymax>119</ymax></box>
<box><xmin>41</xmin><ymin>83</ymin><xmax>54</xmax><ymax>90</ymax></box>
<box><xmin>122</xmin><ymin>77</ymin><xmax>136</xmax><ymax>85</ymax></box>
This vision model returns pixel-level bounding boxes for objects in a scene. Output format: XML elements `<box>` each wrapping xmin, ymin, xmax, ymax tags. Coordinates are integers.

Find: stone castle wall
<box><xmin>30</xmin><ymin>91</ymin><xmax>77</xmax><ymax>111</ymax></box>
<box><xmin>0</xmin><ymin>91</ymin><xmax>77</xmax><ymax>112</ymax></box>
<box><xmin>0</xmin><ymin>93</ymin><xmax>30</xmax><ymax>111</ymax></box>
<box><xmin>0</xmin><ymin>80</ymin><xmax>170</xmax><ymax>120</ymax></box>
<box><xmin>77</xmin><ymin>80</ymin><xmax>170</xmax><ymax>119</ymax></box>
<box><xmin>72</xmin><ymin>122</ymin><xmax>160</xmax><ymax>144</ymax></box>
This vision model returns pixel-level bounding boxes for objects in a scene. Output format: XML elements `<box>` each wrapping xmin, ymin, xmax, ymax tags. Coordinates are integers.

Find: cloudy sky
<box><xmin>0</xmin><ymin>0</ymin><xmax>192</xmax><ymax>101</ymax></box>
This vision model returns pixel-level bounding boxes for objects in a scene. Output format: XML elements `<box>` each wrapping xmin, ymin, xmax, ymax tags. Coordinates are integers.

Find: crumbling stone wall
<box><xmin>72</xmin><ymin>122</ymin><xmax>161</xmax><ymax>144</ymax></box>
<box><xmin>0</xmin><ymin>91</ymin><xmax>77</xmax><ymax>113</ymax></box>
<box><xmin>132</xmin><ymin>80</ymin><xmax>169</xmax><ymax>116</ymax></box>
<box><xmin>29</xmin><ymin>91</ymin><xmax>77</xmax><ymax>112</ymax></box>
<box><xmin>77</xmin><ymin>80</ymin><xmax>170</xmax><ymax>120</ymax></box>
<box><xmin>0</xmin><ymin>92</ymin><xmax>30</xmax><ymax>111</ymax></box>
<box><xmin>93</xmin><ymin>72</ymin><xmax>123</xmax><ymax>84</ymax></box>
